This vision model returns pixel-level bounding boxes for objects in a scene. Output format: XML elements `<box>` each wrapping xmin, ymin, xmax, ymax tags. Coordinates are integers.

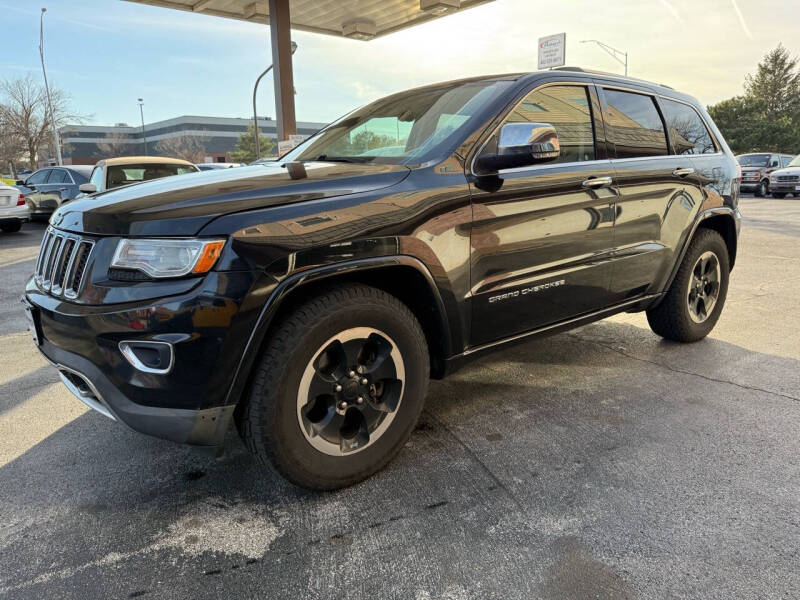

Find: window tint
<box><xmin>604</xmin><ymin>89</ymin><xmax>668</xmax><ymax>158</ymax></box>
<box><xmin>501</xmin><ymin>85</ymin><xmax>596</xmax><ymax>163</ymax></box>
<box><xmin>47</xmin><ymin>169</ymin><xmax>68</xmax><ymax>183</ymax></box>
<box><xmin>659</xmin><ymin>98</ymin><xmax>716</xmax><ymax>155</ymax></box>
<box><xmin>26</xmin><ymin>170</ymin><xmax>50</xmax><ymax>184</ymax></box>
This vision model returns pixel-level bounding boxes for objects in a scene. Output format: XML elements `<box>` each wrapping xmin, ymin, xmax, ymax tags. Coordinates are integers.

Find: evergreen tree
<box><xmin>230</xmin><ymin>125</ymin><xmax>276</xmax><ymax>163</ymax></box>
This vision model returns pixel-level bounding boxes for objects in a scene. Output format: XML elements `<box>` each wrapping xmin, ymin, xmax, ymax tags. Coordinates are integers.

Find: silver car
<box><xmin>0</xmin><ymin>184</ymin><xmax>29</xmax><ymax>233</ymax></box>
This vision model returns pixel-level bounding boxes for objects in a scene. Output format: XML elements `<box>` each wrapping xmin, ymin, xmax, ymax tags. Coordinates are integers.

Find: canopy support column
<box><xmin>269</xmin><ymin>0</ymin><xmax>296</xmax><ymax>141</ymax></box>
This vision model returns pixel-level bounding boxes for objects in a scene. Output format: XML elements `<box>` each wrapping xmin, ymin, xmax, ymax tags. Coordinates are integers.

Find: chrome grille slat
<box><xmin>35</xmin><ymin>227</ymin><xmax>95</xmax><ymax>300</ymax></box>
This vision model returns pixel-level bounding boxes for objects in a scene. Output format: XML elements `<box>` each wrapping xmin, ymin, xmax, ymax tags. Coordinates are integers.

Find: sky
<box><xmin>2</xmin><ymin>0</ymin><xmax>800</xmax><ymax>127</ymax></box>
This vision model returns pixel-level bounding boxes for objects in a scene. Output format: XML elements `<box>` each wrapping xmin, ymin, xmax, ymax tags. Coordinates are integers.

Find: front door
<box><xmin>469</xmin><ymin>82</ymin><xmax>617</xmax><ymax>346</ymax></box>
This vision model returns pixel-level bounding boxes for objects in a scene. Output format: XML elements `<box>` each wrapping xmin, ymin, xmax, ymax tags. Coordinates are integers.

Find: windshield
<box><xmin>106</xmin><ymin>163</ymin><xmax>198</xmax><ymax>189</ymax></box>
<box><xmin>737</xmin><ymin>154</ymin><xmax>770</xmax><ymax>167</ymax></box>
<box><xmin>285</xmin><ymin>80</ymin><xmax>512</xmax><ymax>165</ymax></box>
<box><xmin>788</xmin><ymin>155</ymin><xmax>800</xmax><ymax>167</ymax></box>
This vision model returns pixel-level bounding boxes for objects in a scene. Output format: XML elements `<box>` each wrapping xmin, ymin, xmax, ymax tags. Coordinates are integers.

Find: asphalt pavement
<box><xmin>0</xmin><ymin>196</ymin><xmax>798</xmax><ymax>599</ymax></box>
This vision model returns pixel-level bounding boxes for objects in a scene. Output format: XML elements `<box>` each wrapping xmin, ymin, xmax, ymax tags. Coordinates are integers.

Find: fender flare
<box><xmin>223</xmin><ymin>255</ymin><xmax>452</xmax><ymax>407</ymax></box>
<box><xmin>660</xmin><ymin>206</ymin><xmax>740</xmax><ymax>296</ymax></box>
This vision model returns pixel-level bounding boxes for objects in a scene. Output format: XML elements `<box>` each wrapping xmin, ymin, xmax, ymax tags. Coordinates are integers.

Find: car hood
<box><xmin>771</xmin><ymin>167</ymin><xmax>800</xmax><ymax>177</ymax></box>
<box><xmin>50</xmin><ymin>162</ymin><xmax>411</xmax><ymax>236</ymax></box>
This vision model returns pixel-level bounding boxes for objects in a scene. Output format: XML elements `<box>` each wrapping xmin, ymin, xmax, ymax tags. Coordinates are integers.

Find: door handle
<box><xmin>582</xmin><ymin>176</ymin><xmax>613</xmax><ymax>189</ymax></box>
<box><xmin>672</xmin><ymin>167</ymin><xmax>695</xmax><ymax>178</ymax></box>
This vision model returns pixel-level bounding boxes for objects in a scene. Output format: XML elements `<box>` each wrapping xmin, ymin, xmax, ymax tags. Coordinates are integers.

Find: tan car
<box><xmin>79</xmin><ymin>156</ymin><xmax>200</xmax><ymax>194</ymax></box>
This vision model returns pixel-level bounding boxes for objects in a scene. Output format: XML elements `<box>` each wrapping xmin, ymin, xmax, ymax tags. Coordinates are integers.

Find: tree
<box><xmin>0</xmin><ymin>126</ymin><xmax>25</xmax><ymax>176</ymax></box>
<box><xmin>230</xmin><ymin>125</ymin><xmax>275</xmax><ymax>163</ymax></box>
<box><xmin>744</xmin><ymin>44</ymin><xmax>800</xmax><ymax>120</ymax></box>
<box><xmin>155</xmin><ymin>135</ymin><xmax>208</xmax><ymax>163</ymax></box>
<box><xmin>0</xmin><ymin>74</ymin><xmax>82</xmax><ymax>167</ymax></box>
<box><xmin>708</xmin><ymin>45</ymin><xmax>800</xmax><ymax>154</ymax></box>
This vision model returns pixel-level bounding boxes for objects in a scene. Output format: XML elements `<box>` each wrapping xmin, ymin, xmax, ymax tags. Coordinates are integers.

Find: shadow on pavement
<box><xmin>1</xmin><ymin>321</ymin><xmax>798</xmax><ymax>599</ymax></box>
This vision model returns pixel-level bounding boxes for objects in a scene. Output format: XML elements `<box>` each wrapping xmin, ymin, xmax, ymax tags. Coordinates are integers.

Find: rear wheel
<box><xmin>772</xmin><ymin>192</ymin><xmax>787</xmax><ymax>199</ymax></box>
<box><xmin>646</xmin><ymin>228</ymin><xmax>729</xmax><ymax>342</ymax></box>
<box><xmin>238</xmin><ymin>284</ymin><xmax>429</xmax><ymax>490</ymax></box>
<box><xmin>0</xmin><ymin>220</ymin><xmax>22</xmax><ymax>233</ymax></box>
<box><xmin>756</xmin><ymin>180</ymin><xmax>769</xmax><ymax>197</ymax></box>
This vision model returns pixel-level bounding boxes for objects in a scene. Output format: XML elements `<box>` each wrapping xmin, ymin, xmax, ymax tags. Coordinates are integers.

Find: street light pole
<box><xmin>137</xmin><ymin>98</ymin><xmax>147</xmax><ymax>156</ymax></box>
<box><xmin>253</xmin><ymin>40</ymin><xmax>297</xmax><ymax>159</ymax></box>
<box><xmin>580</xmin><ymin>39</ymin><xmax>628</xmax><ymax>76</ymax></box>
<box><xmin>39</xmin><ymin>8</ymin><xmax>62</xmax><ymax>166</ymax></box>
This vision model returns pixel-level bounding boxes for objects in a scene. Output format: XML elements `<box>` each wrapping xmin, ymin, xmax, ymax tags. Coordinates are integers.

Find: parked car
<box><xmin>0</xmin><ymin>183</ymin><xmax>29</xmax><ymax>232</ymax></box>
<box><xmin>736</xmin><ymin>153</ymin><xmax>794</xmax><ymax>197</ymax></box>
<box><xmin>767</xmin><ymin>154</ymin><xmax>800</xmax><ymax>198</ymax></box>
<box><xmin>15</xmin><ymin>166</ymin><xmax>93</xmax><ymax>219</ymax></box>
<box><xmin>24</xmin><ymin>68</ymin><xmax>741</xmax><ymax>489</ymax></box>
<box><xmin>17</xmin><ymin>169</ymin><xmax>33</xmax><ymax>177</ymax></box>
<box><xmin>79</xmin><ymin>157</ymin><xmax>200</xmax><ymax>195</ymax></box>
<box><xmin>195</xmin><ymin>162</ymin><xmax>245</xmax><ymax>171</ymax></box>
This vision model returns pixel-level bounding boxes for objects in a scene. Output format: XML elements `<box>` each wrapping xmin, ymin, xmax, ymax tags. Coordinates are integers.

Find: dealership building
<box><xmin>59</xmin><ymin>115</ymin><xmax>326</xmax><ymax>165</ymax></box>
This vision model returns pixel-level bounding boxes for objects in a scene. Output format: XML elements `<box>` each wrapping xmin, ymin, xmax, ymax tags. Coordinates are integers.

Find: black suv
<box><xmin>24</xmin><ymin>69</ymin><xmax>741</xmax><ymax>489</ymax></box>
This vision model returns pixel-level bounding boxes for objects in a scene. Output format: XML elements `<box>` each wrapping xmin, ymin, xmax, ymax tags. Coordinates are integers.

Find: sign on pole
<box><xmin>538</xmin><ymin>33</ymin><xmax>566</xmax><ymax>70</ymax></box>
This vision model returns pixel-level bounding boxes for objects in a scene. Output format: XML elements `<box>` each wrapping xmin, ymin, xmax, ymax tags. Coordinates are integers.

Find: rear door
<box><xmin>597</xmin><ymin>85</ymin><xmax>705</xmax><ymax>302</ymax></box>
<box><xmin>469</xmin><ymin>81</ymin><xmax>618</xmax><ymax>346</ymax></box>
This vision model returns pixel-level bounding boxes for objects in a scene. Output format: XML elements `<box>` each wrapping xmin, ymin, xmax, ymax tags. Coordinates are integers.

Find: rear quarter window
<box><xmin>660</xmin><ymin>98</ymin><xmax>716</xmax><ymax>155</ymax></box>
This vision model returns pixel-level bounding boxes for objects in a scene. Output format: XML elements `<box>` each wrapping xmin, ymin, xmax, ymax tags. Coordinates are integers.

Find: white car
<box><xmin>0</xmin><ymin>184</ymin><xmax>29</xmax><ymax>233</ymax></box>
<box><xmin>768</xmin><ymin>154</ymin><xmax>800</xmax><ymax>198</ymax></box>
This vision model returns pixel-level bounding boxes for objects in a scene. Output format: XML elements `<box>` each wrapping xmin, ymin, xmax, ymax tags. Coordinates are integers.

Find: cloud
<box><xmin>729</xmin><ymin>0</ymin><xmax>754</xmax><ymax>39</ymax></box>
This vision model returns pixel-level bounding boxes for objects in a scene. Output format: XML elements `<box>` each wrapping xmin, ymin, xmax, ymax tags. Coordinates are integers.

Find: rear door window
<box><xmin>603</xmin><ymin>89</ymin><xmax>668</xmax><ymax>159</ymax></box>
<box><xmin>659</xmin><ymin>98</ymin><xmax>716</xmax><ymax>155</ymax></box>
<box><xmin>47</xmin><ymin>169</ymin><xmax>68</xmax><ymax>183</ymax></box>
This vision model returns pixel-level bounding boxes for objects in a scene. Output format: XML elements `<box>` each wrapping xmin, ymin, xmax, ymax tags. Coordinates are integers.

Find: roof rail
<box><xmin>549</xmin><ymin>66</ymin><xmax>674</xmax><ymax>89</ymax></box>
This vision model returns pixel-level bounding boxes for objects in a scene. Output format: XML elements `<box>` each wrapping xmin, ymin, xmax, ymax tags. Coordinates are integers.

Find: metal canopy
<box><xmin>124</xmin><ymin>0</ymin><xmax>495</xmax><ymax>39</ymax></box>
<box><xmin>123</xmin><ymin>0</ymin><xmax>495</xmax><ymax>150</ymax></box>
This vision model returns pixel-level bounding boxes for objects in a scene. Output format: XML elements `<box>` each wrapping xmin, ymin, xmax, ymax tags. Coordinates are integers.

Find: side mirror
<box><xmin>79</xmin><ymin>183</ymin><xmax>97</xmax><ymax>194</ymax></box>
<box><xmin>476</xmin><ymin>122</ymin><xmax>560</xmax><ymax>173</ymax></box>
<box><xmin>15</xmin><ymin>180</ymin><xmax>25</xmax><ymax>186</ymax></box>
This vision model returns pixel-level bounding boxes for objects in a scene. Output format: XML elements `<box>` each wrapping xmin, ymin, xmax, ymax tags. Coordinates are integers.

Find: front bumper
<box><xmin>24</xmin><ymin>269</ymin><xmax>262</xmax><ymax>446</ymax></box>
<box><xmin>768</xmin><ymin>182</ymin><xmax>799</xmax><ymax>193</ymax></box>
<box><xmin>739</xmin><ymin>181</ymin><xmax>763</xmax><ymax>192</ymax></box>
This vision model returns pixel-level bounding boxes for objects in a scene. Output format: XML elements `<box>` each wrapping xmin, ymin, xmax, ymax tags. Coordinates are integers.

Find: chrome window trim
<box><xmin>469</xmin><ymin>80</ymin><xmax>600</xmax><ymax>177</ymax></box>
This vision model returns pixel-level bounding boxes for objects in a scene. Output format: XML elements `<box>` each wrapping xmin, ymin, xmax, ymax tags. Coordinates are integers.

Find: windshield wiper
<box><xmin>312</xmin><ymin>155</ymin><xmax>371</xmax><ymax>163</ymax></box>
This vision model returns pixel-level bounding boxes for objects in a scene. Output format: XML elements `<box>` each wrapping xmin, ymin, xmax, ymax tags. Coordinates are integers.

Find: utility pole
<box><xmin>137</xmin><ymin>98</ymin><xmax>147</xmax><ymax>155</ymax></box>
<box><xmin>253</xmin><ymin>40</ymin><xmax>297</xmax><ymax>159</ymax></box>
<box><xmin>39</xmin><ymin>7</ymin><xmax>62</xmax><ymax>166</ymax></box>
<box><xmin>580</xmin><ymin>39</ymin><xmax>628</xmax><ymax>76</ymax></box>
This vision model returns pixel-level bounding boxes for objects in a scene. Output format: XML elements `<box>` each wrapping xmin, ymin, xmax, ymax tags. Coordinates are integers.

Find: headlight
<box><xmin>111</xmin><ymin>238</ymin><xmax>225</xmax><ymax>278</ymax></box>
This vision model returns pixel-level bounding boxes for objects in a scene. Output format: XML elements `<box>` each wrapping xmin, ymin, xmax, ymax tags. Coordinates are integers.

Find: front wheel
<box><xmin>238</xmin><ymin>284</ymin><xmax>429</xmax><ymax>490</ymax></box>
<box><xmin>646</xmin><ymin>228</ymin><xmax>729</xmax><ymax>342</ymax></box>
<box><xmin>756</xmin><ymin>180</ymin><xmax>769</xmax><ymax>197</ymax></box>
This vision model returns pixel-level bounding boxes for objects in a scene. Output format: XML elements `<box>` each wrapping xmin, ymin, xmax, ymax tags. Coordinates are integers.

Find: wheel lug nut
<box><xmin>360</xmin><ymin>377</ymin><xmax>368</xmax><ymax>385</ymax></box>
<box><xmin>348</xmin><ymin>370</ymin><xmax>355</xmax><ymax>378</ymax></box>
<box><xmin>338</xmin><ymin>401</ymin><xmax>348</xmax><ymax>411</ymax></box>
<box><xmin>357</xmin><ymin>396</ymin><xmax>364</xmax><ymax>405</ymax></box>
<box><xmin>334</xmin><ymin>384</ymin><xmax>342</xmax><ymax>392</ymax></box>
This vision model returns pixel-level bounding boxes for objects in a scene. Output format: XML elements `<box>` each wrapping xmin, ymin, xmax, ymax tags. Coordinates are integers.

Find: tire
<box><xmin>0</xmin><ymin>221</ymin><xmax>22</xmax><ymax>233</ymax></box>
<box><xmin>756</xmin><ymin>180</ymin><xmax>768</xmax><ymax>197</ymax></box>
<box><xmin>772</xmin><ymin>192</ymin><xmax>787</xmax><ymax>199</ymax></box>
<box><xmin>238</xmin><ymin>283</ymin><xmax>429</xmax><ymax>490</ymax></box>
<box><xmin>646</xmin><ymin>228</ymin><xmax>729</xmax><ymax>343</ymax></box>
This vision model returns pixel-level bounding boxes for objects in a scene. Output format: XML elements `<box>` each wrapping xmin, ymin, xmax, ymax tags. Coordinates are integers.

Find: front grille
<box><xmin>35</xmin><ymin>227</ymin><xmax>95</xmax><ymax>299</ymax></box>
<box><xmin>777</xmin><ymin>175</ymin><xmax>799</xmax><ymax>182</ymax></box>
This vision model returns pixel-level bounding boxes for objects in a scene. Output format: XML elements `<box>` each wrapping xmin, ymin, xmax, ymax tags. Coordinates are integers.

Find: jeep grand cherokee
<box><xmin>24</xmin><ymin>68</ymin><xmax>741</xmax><ymax>489</ymax></box>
